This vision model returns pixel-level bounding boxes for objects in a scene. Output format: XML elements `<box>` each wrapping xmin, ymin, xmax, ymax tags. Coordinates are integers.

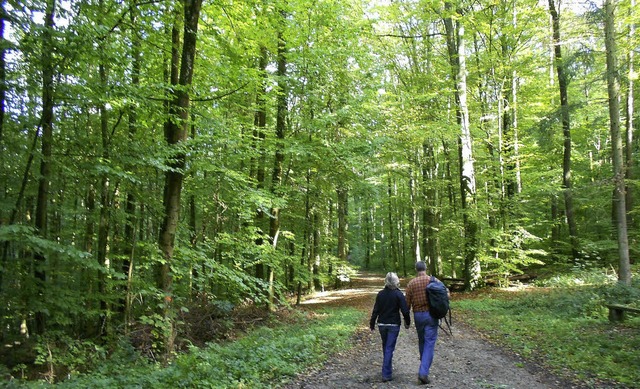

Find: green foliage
<box><xmin>9</xmin><ymin>307</ymin><xmax>362</xmax><ymax>388</ymax></box>
<box><xmin>1</xmin><ymin>0</ymin><xmax>638</xmax><ymax>378</ymax></box>
<box><xmin>478</xmin><ymin>226</ymin><xmax>547</xmax><ymax>283</ymax></box>
<box><xmin>33</xmin><ymin>333</ymin><xmax>108</xmax><ymax>379</ymax></box>
<box><xmin>456</xmin><ymin>269</ymin><xmax>640</xmax><ymax>387</ymax></box>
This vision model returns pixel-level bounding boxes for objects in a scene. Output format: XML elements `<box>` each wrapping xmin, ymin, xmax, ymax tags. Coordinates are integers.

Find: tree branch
<box><xmin>376</xmin><ymin>33</ymin><xmax>444</xmax><ymax>39</ymax></box>
<box><xmin>191</xmin><ymin>82</ymin><xmax>250</xmax><ymax>102</ymax></box>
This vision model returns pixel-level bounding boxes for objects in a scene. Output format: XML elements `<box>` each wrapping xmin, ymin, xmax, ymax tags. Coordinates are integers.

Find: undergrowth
<box><xmin>455</xmin><ymin>269</ymin><xmax>640</xmax><ymax>388</ymax></box>
<box><xmin>5</xmin><ymin>307</ymin><xmax>363</xmax><ymax>388</ymax></box>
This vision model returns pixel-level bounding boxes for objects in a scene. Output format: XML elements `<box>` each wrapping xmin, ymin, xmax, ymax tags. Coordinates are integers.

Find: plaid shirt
<box><xmin>405</xmin><ymin>273</ymin><xmax>431</xmax><ymax>313</ymax></box>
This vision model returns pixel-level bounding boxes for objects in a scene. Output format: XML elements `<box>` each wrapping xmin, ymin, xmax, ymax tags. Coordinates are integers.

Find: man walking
<box><xmin>405</xmin><ymin>261</ymin><xmax>438</xmax><ymax>385</ymax></box>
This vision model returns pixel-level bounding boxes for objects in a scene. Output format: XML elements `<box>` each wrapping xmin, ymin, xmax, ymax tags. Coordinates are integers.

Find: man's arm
<box><xmin>405</xmin><ymin>282</ymin><xmax>413</xmax><ymax>311</ymax></box>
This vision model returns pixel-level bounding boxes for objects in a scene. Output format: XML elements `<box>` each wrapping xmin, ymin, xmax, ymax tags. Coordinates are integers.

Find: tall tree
<box><xmin>268</xmin><ymin>8</ymin><xmax>288</xmax><ymax>308</ymax></box>
<box><xmin>624</xmin><ymin>0</ymin><xmax>635</xmax><ymax>229</ymax></box>
<box><xmin>157</xmin><ymin>0</ymin><xmax>203</xmax><ymax>355</ymax></box>
<box><xmin>0</xmin><ymin>0</ymin><xmax>6</xmax><ymax>150</ymax></box>
<box><xmin>549</xmin><ymin>0</ymin><xmax>579</xmax><ymax>259</ymax></box>
<box><xmin>422</xmin><ymin>142</ymin><xmax>441</xmax><ymax>275</ymax></box>
<box><xmin>33</xmin><ymin>0</ymin><xmax>56</xmax><ymax>335</ymax></box>
<box><xmin>604</xmin><ymin>0</ymin><xmax>631</xmax><ymax>285</ymax></box>
<box><xmin>443</xmin><ymin>3</ymin><xmax>480</xmax><ymax>290</ymax></box>
<box><xmin>96</xmin><ymin>0</ymin><xmax>112</xmax><ymax>336</ymax></box>
<box><xmin>122</xmin><ymin>2</ymin><xmax>142</xmax><ymax>326</ymax></box>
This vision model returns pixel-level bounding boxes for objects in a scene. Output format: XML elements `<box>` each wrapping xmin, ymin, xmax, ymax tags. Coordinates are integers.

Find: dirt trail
<box><xmin>282</xmin><ymin>272</ymin><xmax>579</xmax><ymax>389</ymax></box>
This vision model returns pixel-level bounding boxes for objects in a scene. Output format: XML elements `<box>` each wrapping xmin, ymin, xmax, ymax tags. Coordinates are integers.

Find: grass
<box><xmin>454</xmin><ymin>272</ymin><xmax>640</xmax><ymax>388</ymax></box>
<box><xmin>8</xmin><ymin>307</ymin><xmax>364</xmax><ymax>388</ymax></box>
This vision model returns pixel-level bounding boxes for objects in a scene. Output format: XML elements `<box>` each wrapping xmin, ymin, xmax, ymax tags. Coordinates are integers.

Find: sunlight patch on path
<box><xmin>300</xmin><ymin>288</ymin><xmax>377</xmax><ymax>305</ymax></box>
<box><xmin>299</xmin><ymin>272</ymin><xmax>383</xmax><ymax>308</ymax></box>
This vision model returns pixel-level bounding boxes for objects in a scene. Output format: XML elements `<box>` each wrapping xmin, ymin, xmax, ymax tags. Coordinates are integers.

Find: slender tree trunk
<box><xmin>474</xmin><ymin>33</ymin><xmax>500</xmax><ymax>260</ymax></box>
<box><xmin>398</xmin><ymin>195</ymin><xmax>407</xmax><ymax>276</ymax></box>
<box><xmin>268</xmin><ymin>16</ymin><xmax>287</xmax><ymax>308</ymax></box>
<box><xmin>157</xmin><ymin>4</ymin><xmax>180</xmax><ymax>322</ymax></box>
<box><xmin>387</xmin><ymin>175</ymin><xmax>398</xmax><ymax>271</ymax></box>
<box><xmin>442</xmin><ymin>140</ymin><xmax>456</xmax><ymax>213</ymax></box>
<box><xmin>336</xmin><ymin>186</ymin><xmax>348</xmax><ymax>288</ymax></box>
<box><xmin>33</xmin><ymin>0</ymin><xmax>56</xmax><ymax>335</ymax></box>
<box><xmin>547</xmin><ymin>14</ymin><xmax>561</xmax><ymax>251</ymax></box>
<box><xmin>421</xmin><ymin>144</ymin><xmax>429</xmax><ymax>269</ymax></box>
<box><xmin>444</xmin><ymin>4</ymin><xmax>480</xmax><ymax>290</ymax></box>
<box><xmin>365</xmin><ymin>206</ymin><xmax>372</xmax><ymax>269</ymax></box>
<box><xmin>624</xmin><ymin>0</ymin><xmax>635</xmax><ymax>231</ymax></box>
<box><xmin>253</xmin><ymin>45</ymin><xmax>268</xmax><ymax>280</ymax></box>
<box><xmin>512</xmin><ymin>70</ymin><xmax>522</xmax><ymax>194</ymax></box>
<box><xmin>312</xmin><ymin>212</ymin><xmax>321</xmax><ymax>291</ymax></box>
<box><xmin>97</xmin><ymin>58</ymin><xmax>110</xmax><ymax>336</ymax></box>
<box><xmin>296</xmin><ymin>165</ymin><xmax>313</xmax><ymax>305</ymax></box>
<box><xmin>157</xmin><ymin>0</ymin><xmax>202</xmax><ymax>357</ymax></box>
<box><xmin>188</xmin><ymin>120</ymin><xmax>198</xmax><ymax>298</ymax></box>
<box><xmin>423</xmin><ymin>143</ymin><xmax>441</xmax><ymax>275</ymax></box>
<box><xmin>504</xmin><ymin>5</ymin><xmax>522</xmax><ymax>198</ymax></box>
<box><xmin>502</xmin><ymin>72</ymin><xmax>517</xmax><ymax>202</ymax></box>
<box><xmin>1</xmin><ymin>126</ymin><xmax>41</xmax><ymax>290</ymax></box>
<box><xmin>96</xmin><ymin>0</ymin><xmax>112</xmax><ymax>333</ymax></box>
<box><xmin>0</xmin><ymin>1</ymin><xmax>6</xmax><ymax>151</ymax></box>
<box><xmin>122</xmin><ymin>6</ymin><xmax>141</xmax><ymax>328</ymax></box>
<box><xmin>604</xmin><ymin>0</ymin><xmax>631</xmax><ymax>285</ymax></box>
<box><xmin>549</xmin><ymin>0</ymin><xmax>579</xmax><ymax>259</ymax></box>
<box><xmin>337</xmin><ymin>187</ymin><xmax>348</xmax><ymax>261</ymax></box>
<box><xmin>409</xmin><ymin>165</ymin><xmax>420</xmax><ymax>271</ymax></box>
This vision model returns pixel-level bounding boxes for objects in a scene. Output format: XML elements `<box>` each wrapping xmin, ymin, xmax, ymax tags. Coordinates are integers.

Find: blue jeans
<box><xmin>414</xmin><ymin>311</ymin><xmax>438</xmax><ymax>377</ymax></box>
<box><xmin>378</xmin><ymin>325</ymin><xmax>400</xmax><ymax>379</ymax></box>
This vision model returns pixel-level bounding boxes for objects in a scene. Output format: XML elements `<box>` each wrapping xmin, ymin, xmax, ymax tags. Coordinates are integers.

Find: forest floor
<box><xmin>280</xmin><ymin>272</ymin><xmax>598</xmax><ymax>389</ymax></box>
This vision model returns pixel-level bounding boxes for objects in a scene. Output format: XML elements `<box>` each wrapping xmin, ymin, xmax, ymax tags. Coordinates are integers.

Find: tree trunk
<box><xmin>335</xmin><ymin>186</ymin><xmax>348</xmax><ymax>288</ymax></box>
<box><xmin>312</xmin><ymin>212</ymin><xmax>321</xmax><ymax>291</ymax></box>
<box><xmin>365</xmin><ymin>206</ymin><xmax>372</xmax><ymax>269</ymax></box>
<box><xmin>503</xmin><ymin>6</ymin><xmax>522</xmax><ymax>199</ymax></box>
<box><xmin>97</xmin><ymin>57</ymin><xmax>110</xmax><ymax>336</ymax></box>
<box><xmin>444</xmin><ymin>3</ymin><xmax>480</xmax><ymax>290</ymax></box>
<box><xmin>604</xmin><ymin>0</ymin><xmax>631</xmax><ymax>285</ymax></box>
<box><xmin>296</xmin><ymin>166</ymin><xmax>313</xmax><ymax>305</ymax></box>
<box><xmin>549</xmin><ymin>0</ymin><xmax>579</xmax><ymax>259</ymax></box>
<box><xmin>512</xmin><ymin>70</ymin><xmax>522</xmax><ymax>194</ymax></box>
<box><xmin>399</xmin><ymin>194</ymin><xmax>407</xmax><ymax>276</ymax></box>
<box><xmin>253</xmin><ymin>45</ymin><xmax>268</xmax><ymax>280</ymax></box>
<box><xmin>268</xmin><ymin>16</ymin><xmax>287</xmax><ymax>308</ymax></box>
<box><xmin>122</xmin><ymin>5</ymin><xmax>141</xmax><ymax>328</ymax></box>
<box><xmin>386</xmin><ymin>175</ymin><xmax>398</xmax><ymax>271</ymax></box>
<box><xmin>409</xmin><ymin>165</ymin><xmax>420</xmax><ymax>268</ymax></box>
<box><xmin>624</xmin><ymin>0</ymin><xmax>635</xmax><ymax>231</ymax></box>
<box><xmin>33</xmin><ymin>0</ymin><xmax>56</xmax><ymax>335</ymax></box>
<box><xmin>0</xmin><ymin>1</ymin><xmax>5</xmax><ymax>150</ymax></box>
<box><xmin>157</xmin><ymin>0</ymin><xmax>203</xmax><ymax>356</ymax></box>
<box><xmin>423</xmin><ymin>143</ymin><xmax>441</xmax><ymax>275</ymax></box>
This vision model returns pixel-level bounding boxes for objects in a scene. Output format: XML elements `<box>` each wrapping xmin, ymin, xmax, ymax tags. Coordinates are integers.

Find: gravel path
<box><xmin>282</xmin><ymin>273</ymin><xmax>580</xmax><ymax>389</ymax></box>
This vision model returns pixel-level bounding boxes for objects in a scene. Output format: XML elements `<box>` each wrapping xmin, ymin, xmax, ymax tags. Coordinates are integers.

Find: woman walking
<box><xmin>369</xmin><ymin>272</ymin><xmax>411</xmax><ymax>382</ymax></box>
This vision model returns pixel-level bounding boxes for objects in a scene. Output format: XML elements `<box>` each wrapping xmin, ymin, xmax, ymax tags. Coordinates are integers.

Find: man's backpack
<box><xmin>426</xmin><ymin>276</ymin><xmax>452</xmax><ymax>335</ymax></box>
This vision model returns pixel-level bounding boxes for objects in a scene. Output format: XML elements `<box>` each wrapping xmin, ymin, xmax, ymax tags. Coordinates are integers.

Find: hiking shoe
<box><xmin>382</xmin><ymin>377</ymin><xmax>393</xmax><ymax>382</ymax></box>
<box><xmin>419</xmin><ymin>375</ymin><xmax>430</xmax><ymax>384</ymax></box>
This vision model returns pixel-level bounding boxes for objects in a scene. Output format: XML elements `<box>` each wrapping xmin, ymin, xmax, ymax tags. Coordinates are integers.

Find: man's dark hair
<box><xmin>415</xmin><ymin>261</ymin><xmax>427</xmax><ymax>272</ymax></box>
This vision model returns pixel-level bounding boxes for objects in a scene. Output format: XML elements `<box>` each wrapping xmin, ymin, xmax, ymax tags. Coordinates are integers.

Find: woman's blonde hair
<box><xmin>384</xmin><ymin>272</ymin><xmax>400</xmax><ymax>289</ymax></box>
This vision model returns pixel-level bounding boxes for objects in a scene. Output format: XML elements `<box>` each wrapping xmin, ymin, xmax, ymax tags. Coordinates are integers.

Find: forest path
<box><xmin>282</xmin><ymin>272</ymin><xmax>578</xmax><ymax>389</ymax></box>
